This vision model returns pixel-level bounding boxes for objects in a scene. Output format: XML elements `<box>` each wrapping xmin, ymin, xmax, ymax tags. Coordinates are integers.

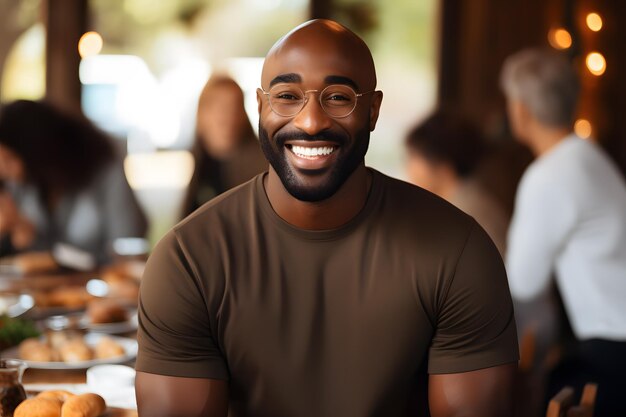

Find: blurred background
<box><xmin>0</xmin><ymin>0</ymin><xmax>623</xmax><ymax>245</ymax></box>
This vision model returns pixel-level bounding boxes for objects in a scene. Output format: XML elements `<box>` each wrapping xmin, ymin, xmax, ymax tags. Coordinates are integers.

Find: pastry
<box><xmin>86</xmin><ymin>299</ymin><xmax>127</xmax><ymax>324</ymax></box>
<box><xmin>14</xmin><ymin>397</ymin><xmax>62</xmax><ymax>417</ymax></box>
<box><xmin>94</xmin><ymin>336</ymin><xmax>125</xmax><ymax>359</ymax></box>
<box><xmin>35</xmin><ymin>287</ymin><xmax>92</xmax><ymax>309</ymax></box>
<box><xmin>37</xmin><ymin>390</ymin><xmax>76</xmax><ymax>403</ymax></box>
<box><xmin>47</xmin><ymin>287</ymin><xmax>93</xmax><ymax>309</ymax></box>
<box><xmin>58</xmin><ymin>339</ymin><xmax>93</xmax><ymax>363</ymax></box>
<box><xmin>18</xmin><ymin>338</ymin><xmax>55</xmax><ymax>362</ymax></box>
<box><xmin>61</xmin><ymin>393</ymin><xmax>106</xmax><ymax>417</ymax></box>
<box><xmin>12</xmin><ymin>251</ymin><xmax>58</xmax><ymax>274</ymax></box>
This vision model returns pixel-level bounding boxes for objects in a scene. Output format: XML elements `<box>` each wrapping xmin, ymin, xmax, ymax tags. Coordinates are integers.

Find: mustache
<box><xmin>272</xmin><ymin>130</ymin><xmax>348</xmax><ymax>148</ymax></box>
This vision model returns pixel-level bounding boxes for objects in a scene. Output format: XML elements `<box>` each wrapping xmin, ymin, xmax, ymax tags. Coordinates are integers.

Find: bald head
<box><xmin>261</xmin><ymin>19</ymin><xmax>377</xmax><ymax>92</ymax></box>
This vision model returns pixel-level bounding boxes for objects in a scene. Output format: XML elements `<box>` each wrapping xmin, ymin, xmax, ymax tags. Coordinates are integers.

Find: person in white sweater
<box><xmin>501</xmin><ymin>48</ymin><xmax>626</xmax><ymax>417</ymax></box>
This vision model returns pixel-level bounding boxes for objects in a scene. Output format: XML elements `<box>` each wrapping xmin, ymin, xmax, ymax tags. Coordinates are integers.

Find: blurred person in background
<box><xmin>405</xmin><ymin>110</ymin><xmax>509</xmax><ymax>257</ymax></box>
<box><xmin>0</xmin><ymin>100</ymin><xmax>148</xmax><ymax>266</ymax></box>
<box><xmin>501</xmin><ymin>48</ymin><xmax>626</xmax><ymax>416</ymax></box>
<box><xmin>180</xmin><ymin>75</ymin><xmax>267</xmax><ymax>217</ymax></box>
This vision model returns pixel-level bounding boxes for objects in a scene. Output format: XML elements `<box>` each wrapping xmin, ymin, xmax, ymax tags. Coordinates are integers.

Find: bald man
<box><xmin>136</xmin><ymin>20</ymin><xmax>518</xmax><ymax>417</ymax></box>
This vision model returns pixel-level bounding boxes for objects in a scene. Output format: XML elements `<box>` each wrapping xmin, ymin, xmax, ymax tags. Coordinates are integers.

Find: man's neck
<box><xmin>528</xmin><ymin>126</ymin><xmax>571</xmax><ymax>157</ymax></box>
<box><xmin>263</xmin><ymin>165</ymin><xmax>372</xmax><ymax>230</ymax></box>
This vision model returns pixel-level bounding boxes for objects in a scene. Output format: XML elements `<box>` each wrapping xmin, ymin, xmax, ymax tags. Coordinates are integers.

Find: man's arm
<box><xmin>506</xmin><ymin>172</ymin><xmax>575</xmax><ymax>300</ymax></box>
<box><xmin>428</xmin><ymin>364</ymin><xmax>516</xmax><ymax>417</ymax></box>
<box><xmin>136</xmin><ymin>372</ymin><xmax>229</xmax><ymax>417</ymax></box>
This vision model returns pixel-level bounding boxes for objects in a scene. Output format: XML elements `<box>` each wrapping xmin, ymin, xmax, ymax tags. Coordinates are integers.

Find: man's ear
<box><xmin>516</xmin><ymin>100</ymin><xmax>532</xmax><ymax>125</ymax></box>
<box><xmin>256</xmin><ymin>88</ymin><xmax>264</xmax><ymax>116</ymax></box>
<box><xmin>369</xmin><ymin>91</ymin><xmax>383</xmax><ymax>131</ymax></box>
<box><xmin>507</xmin><ymin>98</ymin><xmax>531</xmax><ymax>139</ymax></box>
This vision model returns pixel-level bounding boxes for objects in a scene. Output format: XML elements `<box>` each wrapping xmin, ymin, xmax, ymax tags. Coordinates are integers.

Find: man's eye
<box><xmin>326</xmin><ymin>94</ymin><xmax>350</xmax><ymax>101</ymax></box>
<box><xmin>274</xmin><ymin>92</ymin><xmax>301</xmax><ymax>101</ymax></box>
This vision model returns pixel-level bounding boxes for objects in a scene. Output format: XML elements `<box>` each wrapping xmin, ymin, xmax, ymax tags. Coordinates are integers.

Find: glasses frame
<box><xmin>261</xmin><ymin>84</ymin><xmax>375</xmax><ymax>119</ymax></box>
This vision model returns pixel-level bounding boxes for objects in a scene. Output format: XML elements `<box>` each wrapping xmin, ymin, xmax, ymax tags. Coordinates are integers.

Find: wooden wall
<box><xmin>438</xmin><ymin>0</ymin><xmax>626</xmax><ymax>176</ymax></box>
<box><xmin>44</xmin><ymin>0</ymin><xmax>87</xmax><ymax>116</ymax></box>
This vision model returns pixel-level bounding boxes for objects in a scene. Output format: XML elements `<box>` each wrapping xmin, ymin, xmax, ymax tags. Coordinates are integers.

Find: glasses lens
<box><xmin>268</xmin><ymin>84</ymin><xmax>305</xmax><ymax>117</ymax></box>
<box><xmin>320</xmin><ymin>85</ymin><xmax>357</xmax><ymax>118</ymax></box>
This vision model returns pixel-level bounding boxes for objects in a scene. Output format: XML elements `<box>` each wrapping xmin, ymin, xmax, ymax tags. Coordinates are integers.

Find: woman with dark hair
<box><xmin>180</xmin><ymin>75</ymin><xmax>267</xmax><ymax>217</ymax></box>
<box><xmin>0</xmin><ymin>100</ymin><xmax>148</xmax><ymax>265</ymax></box>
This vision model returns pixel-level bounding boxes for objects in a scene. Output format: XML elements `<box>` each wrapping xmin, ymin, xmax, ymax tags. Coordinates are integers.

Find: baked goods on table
<box><xmin>99</xmin><ymin>261</ymin><xmax>144</xmax><ymax>305</ymax></box>
<box><xmin>100</xmin><ymin>261</ymin><xmax>144</xmax><ymax>283</ymax></box>
<box><xmin>14</xmin><ymin>390</ymin><xmax>106</xmax><ymax>417</ymax></box>
<box><xmin>18</xmin><ymin>332</ymin><xmax>125</xmax><ymax>363</ymax></box>
<box><xmin>93</xmin><ymin>336</ymin><xmax>125</xmax><ymax>360</ymax></box>
<box><xmin>86</xmin><ymin>299</ymin><xmax>128</xmax><ymax>324</ymax></box>
<box><xmin>33</xmin><ymin>287</ymin><xmax>94</xmax><ymax>310</ymax></box>
<box><xmin>62</xmin><ymin>393</ymin><xmax>107</xmax><ymax>417</ymax></box>
<box><xmin>17</xmin><ymin>338</ymin><xmax>56</xmax><ymax>362</ymax></box>
<box><xmin>7</xmin><ymin>251</ymin><xmax>59</xmax><ymax>275</ymax></box>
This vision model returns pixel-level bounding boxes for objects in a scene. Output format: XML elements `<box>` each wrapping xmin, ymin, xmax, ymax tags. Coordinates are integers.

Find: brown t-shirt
<box><xmin>137</xmin><ymin>169</ymin><xmax>518</xmax><ymax>416</ymax></box>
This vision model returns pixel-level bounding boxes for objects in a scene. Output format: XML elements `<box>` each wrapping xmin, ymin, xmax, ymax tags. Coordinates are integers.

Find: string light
<box><xmin>586</xmin><ymin>52</ymin><xmax>606</xmax><ymax>76</ymax></box>
<box><xmin>574</xmin><ymin>119</ymin><xmax>592</xmax><ymax>139</ymax></box>
<box><xmin>548</xmin><ymin>28</ymin><xmax>572</xmax><ymax>50</ymax></box>
<box><xmin>78</xmin><ymin>31</ymin><xmax>103</xmax><ymax>58</ymax></box>
<box><xmin>586</xmin><ymin>13</ymin><xmax>603</xmax><ymax>32</ymax></box>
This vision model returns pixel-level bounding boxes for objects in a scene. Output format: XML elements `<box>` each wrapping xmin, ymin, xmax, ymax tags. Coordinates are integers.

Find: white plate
<box><xmin>83</xmin><ymin>311</ymin><xmax>138</xmax><ymax>334</ymax></box>
<box><xmin>45</xmin><ymin>310</ymin><xmax>138</xmax><ymax>334</ymax></box>
<box><xmin>1</xmin><ymin>333</ymin><xmax>137</xmax><ymax>370</ymax></box>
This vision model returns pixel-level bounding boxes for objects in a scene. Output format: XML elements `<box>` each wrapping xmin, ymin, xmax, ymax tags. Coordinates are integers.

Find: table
<box><xmin>1</xmin><ymin>270</ymin><xmax>139</xmax><ymax>417</ymax></box>
<box><xmin>23</xmin><ymin>368</ymin><xmax>138</xmax><ymax>417</ymax></box>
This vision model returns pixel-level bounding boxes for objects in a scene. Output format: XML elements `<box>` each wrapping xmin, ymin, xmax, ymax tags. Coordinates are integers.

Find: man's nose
<box><xmin>292</xmin><ymin>96</ymin><xmax>333</xmax><ymax>135</ymax></box>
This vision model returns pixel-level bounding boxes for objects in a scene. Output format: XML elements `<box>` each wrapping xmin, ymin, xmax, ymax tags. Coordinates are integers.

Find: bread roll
<box><xmin>47</xmin><ymin>330</ymin><xmax>82</xmax><ymax>352</ymax></box>
<box><xmin>94</xmin><ymin>336</ymin><xmax>125</xmax><ymax>359</ymax></box>
<box><xmin>48</xmin><ymin>287</ymin><xmax>93</xmax><ymax>308</ymax></box>
<box><xmin>105</xmin><ymin>279</ymin><xmax>139</xmax><ymax>303</ymax></box>
<box><xmin>61</xmin><ymin>393</ymin><xmax>106</xmax><ymax>417</ymax></box>
<box><xmin>19</xmin><ymin>338</ymin><xmax>55</xmax><ymax>362</ymax></box>
<box><xmin>87</xmin><ymin>299</ymin><xmax>127</xmax><ymax>324</ymax></box>
<box><xmin>14</xmin><ymin>397</ymin><xmax>62</xmax><ymax>417</ymax></box>
<box><xmin>37</xmin><ymin>389</ymin><xmax>76</xmax><ymax>403</ymax></box>
<box><xmin>32</xmin><ymin>286</ymin><xmax>92</xmax><ymax>309</ymax></box>
<box><xmin>58</xmin><ymin>339</ymin><xmax>93</xmax><ymax>363</ymax></box>
<box><xmin>12</xmin><ymin>251</ymin><xmax>58</xmax><ymax>274</ymax></box>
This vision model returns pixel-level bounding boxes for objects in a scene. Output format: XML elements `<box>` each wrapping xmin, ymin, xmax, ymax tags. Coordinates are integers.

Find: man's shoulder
<box><xmin>370</xmin><ymin>169</ymin><xmax>477</xmax><ymax>251</ymax></box>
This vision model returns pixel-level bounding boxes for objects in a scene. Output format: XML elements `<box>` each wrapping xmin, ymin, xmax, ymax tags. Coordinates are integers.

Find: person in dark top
<box><xmin>405</xmin><ymin>110</ymin><xmax>509</xmax><ymax>256</ymax></box>
<box><xmin>136</xmin><ymin>19</ymin><xmax>518</xmax><ymax>417</ymax></box>
<box><xmin>0</xmin><ymin>100</ymin><xmax>147</xmax><ymax>264</ymax></box>
<box><xmin>180</xmin><ymin>75</ymin><xmax>267</xmax><ymax>217</ymax></box>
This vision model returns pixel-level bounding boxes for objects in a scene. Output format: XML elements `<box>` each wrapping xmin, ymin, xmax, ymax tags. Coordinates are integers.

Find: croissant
<box><xmin>61</xmin><ymin>393</ymin><xmax>106</xmax><ymax>417</ymax></box>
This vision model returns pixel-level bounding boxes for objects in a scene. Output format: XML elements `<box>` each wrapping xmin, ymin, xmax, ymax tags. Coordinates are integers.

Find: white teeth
<box><xmin>292</xmin><ymin>145</ymin><xmax>335</xmax><ymax>158</ymax></box>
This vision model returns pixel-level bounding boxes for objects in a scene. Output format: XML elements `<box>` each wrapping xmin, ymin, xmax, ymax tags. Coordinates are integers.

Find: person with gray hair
<box><xmin>501</xmin><ymin>48</ymin><xmax>626</xmax><ymax>416</ymax></box>
<box><xmin>500</xmin><ymin>48</ymin><xmax>580</xmax><ymax>130</ymax></box>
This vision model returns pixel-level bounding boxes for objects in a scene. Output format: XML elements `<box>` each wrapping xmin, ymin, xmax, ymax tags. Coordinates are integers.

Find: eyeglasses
<box><xmin>261</xmin><ymin>84</ymin><xmax>375</xmax><ymax>119</ymax></box>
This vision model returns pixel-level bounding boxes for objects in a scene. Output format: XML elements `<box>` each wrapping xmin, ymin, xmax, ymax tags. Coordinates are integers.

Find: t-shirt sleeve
<box><xmin>135</xmin><ymin>230</ymin><xmax>229</xmax><ymax>380</ymax></box>
<box><xmin>428</xmin><ymin>222</ymin><xmax>519</xmax><ymax>374</ymax></box>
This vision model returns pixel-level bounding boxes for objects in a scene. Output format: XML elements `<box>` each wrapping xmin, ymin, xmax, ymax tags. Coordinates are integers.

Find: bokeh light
<box><xmin>574</xmin><ymin>119</ymin><xmax>592</xmax><ymax>139</ymax></box>
<box><xmin>78</xmin><ymin>31</ymin><xmax>103</xmax><ymax>58</ymax></box>
<box><xmin>548</xmin><ymin>28</ymin><xmax>572</xmax><ymax>50</ymax></box>
<box><xmin>586</xmin><ymin>13</ymin><xmax>603</xmax><ymax>32</ymax></box>
<box><xmin>586</xmin><ymin>52</ymin><xmax>606</xmax><ymax>76</ymax></box>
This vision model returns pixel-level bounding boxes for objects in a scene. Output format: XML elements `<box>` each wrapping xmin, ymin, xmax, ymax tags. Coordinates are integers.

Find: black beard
<box><xmin>258</xmin><ymin>124</ymin><xmax>370</xmax><ymax>202</ymax></box>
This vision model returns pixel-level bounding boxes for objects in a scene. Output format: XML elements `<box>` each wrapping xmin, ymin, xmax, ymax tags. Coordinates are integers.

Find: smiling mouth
<box><xmin>286</xmin><ymin>144</ymin><xmax>337</xmax><ymax>159</ymax></box>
